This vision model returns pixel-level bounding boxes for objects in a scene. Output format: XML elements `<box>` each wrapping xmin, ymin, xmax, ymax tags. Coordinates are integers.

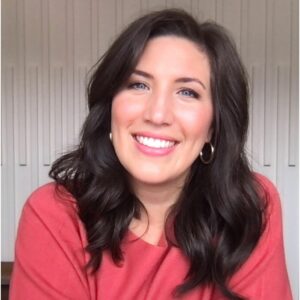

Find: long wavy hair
<box><xmin>50</xmin><ymin>9</ymin><xmax>266</xmax><ymax>300</ymax></box>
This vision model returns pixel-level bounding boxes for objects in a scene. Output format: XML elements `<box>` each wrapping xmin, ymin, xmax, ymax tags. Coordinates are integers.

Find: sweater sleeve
<box><xmin>214</xmin><ymin>175</ymin><xmax>293</xmax><ymax>300</ymax></box>
<box><xmin>9</xmin><ymin>184</ymin><xmax>91</xmax><ymax>300</ymax></box>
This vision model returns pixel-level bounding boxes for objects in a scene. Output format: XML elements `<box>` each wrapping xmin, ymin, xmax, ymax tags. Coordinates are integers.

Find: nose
<box><xmin>143</xmin><ymin>91</ymin><xmax>173</xmax><ymax>126</ymax></box>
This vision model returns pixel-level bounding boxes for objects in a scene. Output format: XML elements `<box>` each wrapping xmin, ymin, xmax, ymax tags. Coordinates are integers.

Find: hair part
<box><xmin>50</xmin><ymin>9</ymin><xmax>266</xmax><ymax>300</ymax></box>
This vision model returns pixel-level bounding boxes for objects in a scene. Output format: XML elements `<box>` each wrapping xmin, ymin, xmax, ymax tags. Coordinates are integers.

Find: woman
<box><xmin>10</xmin><ymin>9</ymin><xmax>292</xmax><ymax>300</ymax></box>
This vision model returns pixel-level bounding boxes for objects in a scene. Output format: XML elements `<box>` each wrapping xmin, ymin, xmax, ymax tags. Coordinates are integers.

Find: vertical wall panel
<box><xmin>90</xmin><ymin>0</ymin><xmax>100</xmax><ymax>64</ymax></box>
<box><xmin>24</xmin><ymin>0</ymin><xmax>43</xmax><ymax>195</ymax></box>
<box><xmin>50</xmin><ymin>66</ymin><xmax>64</xmax><ymax>160</ymax></box>
<box><xmin>16</xmin><ymin>0</ymin><xmax>27</xmax><ymax>166</ymax></box>
<box><xmin>246</xmin><ymin>66</ymin><xmax>254</xmax><ymax>163</ymax></box>
<box><xmin>2</xmin><ymin>66</ymin><xmax>16</xmax><ymax>260</ymax></box>
<box><xmin>215</xmin><ymin>0</ymin><xmax>224</xmax><ymax>23</ymax></box>
<box><xmin>287</xmin><ymin>0</ymin><xmax>298</xmax><ymax>167</ymax></box>
<box><xmin>74</xmin><ymin>1</ymin><xmax>92</xmax><ymax>65</ymax></box>
<box><xmin>221</xmin><ymin>0</ymin><xmax>242</xmax><ymax>50</ymax></box>
<box><xmin>98</xmin><ymin>0</ymin><xmax>117</xmax><ymax>56</ymax></box>
<box><xmin>48</xmin><ymin>0</ymin><xmax>68</xmax><ymax>162</ymax></box>
<box><xmin>190</xmin><ymin>0</ymin><xmax>200</xmax><ymax>19</ymax></box>
<box><xmin>288</xmin><ymin>115</ymin><xmax>297</xmax><ymax>165</ymax></box>
<box><xmin>41</xmin><ymin>0</ymin><xmax>51</xmax><ymax>167</ymax></box>
<box><xmin>115</xmin><ymin>0</ymin><xmax>143</xmax><ymax>34</ymax></box>
<box><xmin>73</xmin><ymin>1</ymin><xmax>91</xmax><ymax>146</ymax></box>
<box><xmin>143</xmin><ymin>0</ymin><xmax>167</xmax><ymax>11</ymax></box>
<box><xmin>74</xmin><ymin>66</ymin><xmax>88</xmax><ymax>140</ymax></box>
<box><xmin>288</xmin><ymin>80</ymin><xmax>297</xmax><ymax>167</ymax></box>
<box><xmin>240</xmin><ymin>0</ymin><xmax>249</xmax><ymax>63</ymax></box>
<box><xmin>27</xmin><ymin>65</ymin><xmax>39</xmax><ymax>188</ymax></box>
<box><xmin>262</xmin><ymin>0</ymin><xmax>276</xmax><ymax>179</ymax></box>
<box><xmin>17</xmin><ymin>101</ymin><xmax>28</xmax><ymax>166</ymax></box>
<box><xmin>247</xmin><ymin>0</ymin><xmax>266</xmax><ymax>64</ymax></box>
<box><xmin>276</xmin><ymin>65</ymin><xmax>290</xmax><ymax>172</ymax></box>
<box><xmin>197</xmin><ymin>0</ymin><xmax>216</xmax><ymax>20</ymax></box>
<box><xmin>250</xmin><ymin>65</ymin><xmax>265</xmax><ymax>170</ymax></box>
<box><xmin>66</xmin><ymin>0</ymin><xmax>76</xmax><ymax>147</ymax></box>
<box><xmin>14</xmin><ymin>0</ymin><xmax>30</xmax><ymax>236</ymax></box>
<box><xmin>167</xmin><ymin>0</ymin><xmax>193</xmax><ymax>12</ymax></box>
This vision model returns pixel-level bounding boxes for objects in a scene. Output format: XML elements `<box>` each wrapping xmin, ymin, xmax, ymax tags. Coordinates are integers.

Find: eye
<box><xmin>178</xmin><ymin>88</ymin><xmax>200</xmax><ymax>99</ymax></box>
<box><xmin>128</xmin><ymin>82</ymin><xmax>149</xmax><ymax>91</ymax></box>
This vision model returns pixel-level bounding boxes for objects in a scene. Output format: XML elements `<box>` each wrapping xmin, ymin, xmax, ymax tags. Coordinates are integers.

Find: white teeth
<box><xmin>136</xmin><ymin>135</ymin><xmax>175</xmax><ymax>149</ymax></box>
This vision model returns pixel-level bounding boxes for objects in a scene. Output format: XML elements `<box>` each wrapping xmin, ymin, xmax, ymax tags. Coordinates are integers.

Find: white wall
<box><xmin>2</xmin><ymin>0</ymin><xmax>298</xmax><ymax>298</ymax></box>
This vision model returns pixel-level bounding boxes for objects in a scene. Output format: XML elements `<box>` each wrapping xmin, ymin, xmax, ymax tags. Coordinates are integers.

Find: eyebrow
<box><xmin>132</xmin><ymin>69</ymin><xmax>207</xmax><ymax>90</ymax></box>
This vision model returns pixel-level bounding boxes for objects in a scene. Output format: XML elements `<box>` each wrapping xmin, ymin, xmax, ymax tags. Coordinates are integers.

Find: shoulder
<box><xmin>20</xmin><ymin>182</ymin><xmax>82</xmax><ymax>240</ymax></box>
<box><xmin>246</xmin><ymin>173</ymin><xmax>285</xmax><ymax>260</ymax></box>
<box><xmin>26</xmin><ymin>182</ymin><xmax>77</xmax><ymax>214</ymax></box>
<box><xmin>228</xmin><ymin>177</ymin><xmax>292</xmax><ymax>298</ymax></box>
<box><xmin>252</xmin><ymin>172</ymin><xmax>282</xmax><ymax>222</ymax></box>
<box><xmin>12</xmin><ymin>183</ymin><xmax>91</xmax><ymax>299</ymax></box>
<box><xmin>253</xmin><ymin>173</ymin><xmax>278</xmax><ymax>197</ymax></box>
<box><xmin>253</xmin><ymin>172</ymin><xmax>279</xmax><ymax>198</ymax></box>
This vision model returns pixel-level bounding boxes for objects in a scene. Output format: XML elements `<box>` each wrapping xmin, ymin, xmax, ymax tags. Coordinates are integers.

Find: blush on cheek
<box><xmin>180</xmin><ymin>110</ymin><xmax>213</xmax><ymax>139</ymax></box>
<box><xmin>112</xmin><ymin>94</ymin><xmax>145</xmax><ymax>125</ymax></box>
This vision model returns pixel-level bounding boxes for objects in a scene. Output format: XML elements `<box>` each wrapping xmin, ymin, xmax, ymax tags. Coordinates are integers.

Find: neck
<box><xmin>130</xmin><ymin>179</ymin><xmax>184</xmax><ymax>232</ymax></box>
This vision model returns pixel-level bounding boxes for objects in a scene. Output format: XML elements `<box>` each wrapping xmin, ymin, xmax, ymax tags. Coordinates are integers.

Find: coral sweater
<box><xmin>10</xmin><ymin>175</ymin><xmax>292</xmax><ymax>299</ymax></box>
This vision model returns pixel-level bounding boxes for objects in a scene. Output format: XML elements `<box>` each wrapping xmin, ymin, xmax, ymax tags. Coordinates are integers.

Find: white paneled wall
<box><xmin>2</xmin><ymin>0</ymin><xmax>298</xmax><ymax>298</ymax></box>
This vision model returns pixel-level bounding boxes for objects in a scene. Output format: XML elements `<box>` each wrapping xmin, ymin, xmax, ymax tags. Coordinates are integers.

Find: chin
<box><xmin>132</xmin><ymin>175</ymin><xmax>168</xmax><ymax>185</ymax></box>
<box><xmin>129</xmin><ymin>169</ymin><xmax>187</xmax><ymax>188</ymax></box>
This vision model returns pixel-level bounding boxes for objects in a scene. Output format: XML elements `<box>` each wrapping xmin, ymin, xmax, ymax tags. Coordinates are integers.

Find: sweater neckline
<box><xmin>126</xmin><ymin>229</ymin><xmax>169</xmax><ymax>249</ymax></box>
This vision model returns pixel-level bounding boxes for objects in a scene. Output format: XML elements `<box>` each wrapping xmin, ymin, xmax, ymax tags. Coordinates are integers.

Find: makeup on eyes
<box><xmin>124</xmin><ymin>69</ymin><xmax>204</xmax><ymax>100</ymax></box>
<box><xmin>127</xmin><ymin>81</ymin><xmax>149</xmax><ymax>90</ymax></box>
<box><xmin>177</xmin><ymin>88</ymin><xmax>200</xmax><ymax>99</ymax></box>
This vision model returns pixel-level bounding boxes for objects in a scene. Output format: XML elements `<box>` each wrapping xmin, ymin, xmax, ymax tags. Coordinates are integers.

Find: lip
<box><xmin>132</xmin><ymin>132</ymin><xmax>178</xmax><ymax>156</ymax></box>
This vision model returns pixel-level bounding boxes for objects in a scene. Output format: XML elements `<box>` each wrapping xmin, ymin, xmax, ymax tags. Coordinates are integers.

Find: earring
<box><xmin>109</xmin><ymin>132</ymin><xmax>112</xmax><ymax>141</ymax></box>
<box><xmin>200</xmin><ymin>142</ymin><xmax>214</xmax><ymax>164</ymax></box>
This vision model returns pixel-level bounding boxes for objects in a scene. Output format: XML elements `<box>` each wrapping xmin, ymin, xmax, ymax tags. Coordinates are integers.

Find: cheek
<box><xmin>111</xmin><ymin>94</ymin><xmax>143</xmax><ymax>129</ymax></box>
<box><xmin>177</xmin><ymin>106</ymin><xmax>213</xmax><ymax>140</ymax></box>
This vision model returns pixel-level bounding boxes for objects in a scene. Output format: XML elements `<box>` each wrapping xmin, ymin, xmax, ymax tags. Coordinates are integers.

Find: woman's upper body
<box><xmin>9</xmin><ymin>9</ymin><xmax>293</xmax><ymax>300</ymax></box>
<box><xmin>10</xmin><ymin>174</ymin><xmax>292</xmax><ymax>300</ymax></box>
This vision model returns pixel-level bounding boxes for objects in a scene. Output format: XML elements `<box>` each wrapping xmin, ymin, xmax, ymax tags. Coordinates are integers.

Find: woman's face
<box><xmin>111</xmin><ymin>36</ymin><xmax>213</xmax><ymax>189</ymax></box>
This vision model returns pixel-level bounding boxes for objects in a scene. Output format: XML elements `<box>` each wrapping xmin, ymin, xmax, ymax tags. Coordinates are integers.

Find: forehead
<box><xmin>135</xmin><ymin>36</ymin><xmax>211</xmax><ymax>80</ymax></box>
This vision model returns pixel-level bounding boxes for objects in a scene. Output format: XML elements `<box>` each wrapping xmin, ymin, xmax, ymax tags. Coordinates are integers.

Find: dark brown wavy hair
<box><xmin>50</xmin><ymin>9</ymin><xmax>266</xmax><ymax>300</ymax></box>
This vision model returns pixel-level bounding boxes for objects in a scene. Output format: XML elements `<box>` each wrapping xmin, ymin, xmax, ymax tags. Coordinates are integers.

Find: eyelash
<box><xmin>127</xmin><ymin>81</ymin><xmax>200</xmax><ymax>99</ymax></box>
<box><xmin>178</xmin><ymin>88</ymin><xmax>200</xmax><ymax>99</ymax></box>
<box><xmin>127</xmin><ymin>82</ymin><xmax>149</xmax><ymax>90</ymax></box>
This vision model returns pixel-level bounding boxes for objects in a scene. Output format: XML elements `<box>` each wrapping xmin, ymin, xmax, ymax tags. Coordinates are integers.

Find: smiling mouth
<box><xmin>134</xmin><ymin>135</ymin><xmax>177</xmax><ymax>149</ymax></box>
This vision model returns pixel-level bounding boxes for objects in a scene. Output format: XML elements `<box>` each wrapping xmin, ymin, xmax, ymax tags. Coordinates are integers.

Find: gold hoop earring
<box><xmin>200</xmin><ymin>142</ymin><xmax>215</xmax><ymax>164</ymax></box>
